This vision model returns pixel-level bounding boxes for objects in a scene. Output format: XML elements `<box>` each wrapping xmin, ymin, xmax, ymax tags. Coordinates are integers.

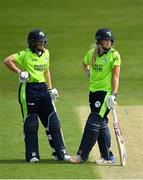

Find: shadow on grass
<box><xmin>0</xmin><ymin>159</ymin><xmax>26</xmax><ymax>164</ymax></box>
<box><xmin>0</xmin><ymin>159</ymin><xmax>84</xmax><ymax>165</ymax></box>
<box><xmin>0</xmin><ymin>159</ymin><xmax>120</xmax><ymax>167</ymax></box>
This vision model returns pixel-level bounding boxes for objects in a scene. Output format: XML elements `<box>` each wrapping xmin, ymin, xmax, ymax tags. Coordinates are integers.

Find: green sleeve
<box><xmin>112</xmin><ymin>51</ymin><xmax>121</xmax><ymax>68</ymax></box>
<box><xmin>83</xmin><ymin>49</ymin><xmax>93</xmax><ymax>65</ymax></box>
<box><xmin>46</xmin><ymin>49</ymin><xmax>50</xmax><ymax>68</ymax></box>
<box><xmin>13</xmin><ymin>50</ymin><xmax>26</xmax><ymax>69</ymax></box>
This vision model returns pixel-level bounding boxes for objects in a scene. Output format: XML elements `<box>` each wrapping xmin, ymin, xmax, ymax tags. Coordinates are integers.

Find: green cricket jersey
<box><xmin>13</xmin><ymin>48</ymin><xmax>49</xmax><ymax>82</ymax></box>
<box><xmin>84</xmin><ymin>47</ymin><xmax>121</xmax><ymax>92</ymax></box>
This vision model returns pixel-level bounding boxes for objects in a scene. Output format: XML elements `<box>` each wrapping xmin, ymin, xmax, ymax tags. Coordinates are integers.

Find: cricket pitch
<box><xmin>76</xmin><ymin>105</ymin><xmax>143</xmax><ymax>179</ymax></box>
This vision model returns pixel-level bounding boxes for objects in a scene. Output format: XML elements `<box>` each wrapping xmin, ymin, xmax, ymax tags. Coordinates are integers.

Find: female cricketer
<box><xmin>4</xmin><ymin>29</ymin><xmax>75</xmax><ymax>163</ymax></box>
<box><xmin>76</xmin><ymin>28</ymin><xmax>121</xmax><ymax>164</ymax></box>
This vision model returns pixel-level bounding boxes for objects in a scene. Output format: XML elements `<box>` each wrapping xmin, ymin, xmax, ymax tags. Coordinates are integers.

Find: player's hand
<box><xmin>106</xmin><ymin>95</ymin><xmax>117</xmax><ymax>109</ymax></box>
<box><xmin>49</xmin><ymin>88</ymin><xmax>59</xmax><ymax>101</ymax></box>
<box><xmin>19</xmin><ymin>71</ymin><xmax>29</xmax><ymax>82</ymax></box>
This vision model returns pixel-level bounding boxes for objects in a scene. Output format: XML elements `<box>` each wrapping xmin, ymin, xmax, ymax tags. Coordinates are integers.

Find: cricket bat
<box><xmin>52</xmin><ymin>99</ymin><xmax>65</xmax><ymax>143</ymax></box>
<box><xmin>112</xmin><ymin>107</ymin><xmax>126</xmax><ymax>166</ymax></box>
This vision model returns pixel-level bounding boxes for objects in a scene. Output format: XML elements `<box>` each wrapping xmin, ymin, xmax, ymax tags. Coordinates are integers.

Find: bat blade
<box><xmin>113</xmin><ymin>122</ymin><xmax>126</xmax><ymax>166</ymax></box>
<box><xmin>112</xmin><ymin>108</ymin><xmax>126</xmax><ymax>166</ymax></box>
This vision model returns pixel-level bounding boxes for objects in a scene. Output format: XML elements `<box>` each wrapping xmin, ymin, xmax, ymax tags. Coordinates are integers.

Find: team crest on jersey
<box><xmin>45</xmin><ymin>57</ymin><xmax>49</xmax><ymax>62</ymax></box>
<box><xmin>95</xmin><ymin>101</ymin><xmax>101</xmax><ymax>108</ymax></box>
<box><xmin>102</xmin><ymin>58</ymin><xmax>107</xmax><ymax>62</ymax></box>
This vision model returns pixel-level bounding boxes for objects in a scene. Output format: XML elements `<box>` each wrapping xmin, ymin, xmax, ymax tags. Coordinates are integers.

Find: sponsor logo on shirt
<box><xmin>32</xmin><ymin>59</ymin><xmax>38</xmax><ymax>61</ymax></box>
<box><xmin>92</xmin><ymin>64</ymin><xmax>103</xmax><ymax>71</ymax></box>
<box><xmin>102</xmin><ymin>58</ymin><xmax>107</xmax><ymax>62</ymax></box>
<box><xmin>34</xmin><ymin>64</ymin><xmax>47</xmax><ymax>71</ymax></box>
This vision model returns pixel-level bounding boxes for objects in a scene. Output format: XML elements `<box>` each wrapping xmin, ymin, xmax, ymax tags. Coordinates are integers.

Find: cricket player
<box><xmin>4</xmin><ymin>29</ymin><xmax>76</xmax><ymax>163</ymax></box>
<box><xmin>75</xmin><ymin>28</ymin><xmax>121</xmax><ymax>164</ymax></box>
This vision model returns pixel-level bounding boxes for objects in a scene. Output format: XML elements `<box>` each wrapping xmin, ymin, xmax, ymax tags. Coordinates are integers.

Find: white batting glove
<box><xmin>18</xmin><ymin>71</ymin><xmax>29</xmax><ymax>83</ymax></box>
<box><xmin>49</xmin><ymin>88</ymin><xmax>59</xmax><ymax>101</ymax></box>
<box><xmin>106</xmin><ymin>95</ymin><xmax>117</xmax><ymax>109</ymax></box>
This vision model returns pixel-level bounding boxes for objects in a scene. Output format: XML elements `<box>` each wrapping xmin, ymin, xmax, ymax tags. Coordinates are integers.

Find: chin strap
<box><xmin>29</xmin><ymin>46</ymin><xmax>46</xmax><ymax>56</ymax></box>
<box><xmin>96</xmin><ymin>40</ymin><xmax>111</xmax><ymax>54</ymax></box>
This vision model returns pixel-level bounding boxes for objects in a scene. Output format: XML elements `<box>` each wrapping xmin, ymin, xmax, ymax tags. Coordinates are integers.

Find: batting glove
<box><xmin>18</xmin><ymin>71</ymin><xmax>29</xmax><ymax>83</ymax></box>
<box><xmin>106</xmin><ymin>95</ymin><xmax>117</xmax><ymax>109</ymax></box>
<box><xmin>49</xmin><ymin>88</ymin><xmax>59</xmax><ymax>101</ymax></box>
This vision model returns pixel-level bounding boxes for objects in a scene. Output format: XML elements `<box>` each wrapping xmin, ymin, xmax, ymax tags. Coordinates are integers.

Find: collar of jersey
<box><xmin>29</xmin><ymin>47</ymin><xmax>45</xmax><ymax>57</ymax></box>
<box><xmin>98</xmin><ymin>47</ymin><xmax>110</xmax><ymax>57</ymax></box>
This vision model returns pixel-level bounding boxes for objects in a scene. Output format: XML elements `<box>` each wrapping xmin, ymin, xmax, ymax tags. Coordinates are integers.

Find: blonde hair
<box><xmin>90</xmin><ymin>46</ymin><xmax>99</xmax><ymax>67</ymax></box>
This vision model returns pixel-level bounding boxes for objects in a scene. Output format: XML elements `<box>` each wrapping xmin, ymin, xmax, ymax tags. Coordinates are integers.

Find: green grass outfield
<box><xmin>0</xmin><ymin>0</ymin><xmax>143</xmax><ymax>179</ymax></box>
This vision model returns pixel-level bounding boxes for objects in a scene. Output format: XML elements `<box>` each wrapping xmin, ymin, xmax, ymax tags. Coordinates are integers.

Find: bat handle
<box><xmin>112</xmin><ymin>107</ymin><xmax>118</xmax><ymax>124</ymax></box>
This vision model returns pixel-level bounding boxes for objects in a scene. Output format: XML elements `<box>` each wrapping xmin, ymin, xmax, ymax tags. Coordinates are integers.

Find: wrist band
<box><xmin>112</xmin><ymin>92</ymin><xmax>117</xmax><ymax>97</ymax></box>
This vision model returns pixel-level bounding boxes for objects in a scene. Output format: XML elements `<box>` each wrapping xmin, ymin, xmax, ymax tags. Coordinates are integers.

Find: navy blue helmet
<box><xmin>95</xmin><ymin>28</ymin><xmax>114</xmax><ymax>42</ymax></box>
<box><xmin>28</xmin><ymin>29</ymin><xmax>47</xmax><ymax>46</ymax></box>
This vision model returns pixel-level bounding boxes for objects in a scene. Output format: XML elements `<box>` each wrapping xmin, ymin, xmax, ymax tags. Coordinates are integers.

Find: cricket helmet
<box><xmin>28</xmin><ymin>29</ymin><xmax>47</xmax><ymax>46</ymax></box>
<box><xmin>95</xmin><ymin>28</ymin><xmax>114</xmax><ymax>42</ymax></box>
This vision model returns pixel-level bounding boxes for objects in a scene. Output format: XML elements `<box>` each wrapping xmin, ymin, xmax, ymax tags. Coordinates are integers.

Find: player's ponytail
<box><xmin>90</xmin><ymin>47</ymin><xmax>98</xmax><ymax>67</ymax></box>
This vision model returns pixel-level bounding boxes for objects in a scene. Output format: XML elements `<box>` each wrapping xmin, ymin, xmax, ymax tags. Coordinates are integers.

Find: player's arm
<box><xmin>44</xmin><ymin>69</ymin><xmax>59</xmax><ymax>101</ymax></box>
<box><xmin>82</xmin><ymin>61</ymin><xmax>90</xmax><ymax>77</ymax></box>
<box><xmin>4</xmin><ymin>55</ymin><xmax>21</xmax><ymax>74</ymax></box>
<box><xmin>44</xmin><ymin>69</ymin><xmax>52</xmax><ymax>89</ymax></box>
<box><xmin>112</xmin><ymin>65</ymin><xmax>120</xmax><ymax>96</ymax></box>
<box><xmin>107</xmin><ymin>65</ymin><xmax>120</xmax><ymax>109</ymax></box>
<box><xmin>4</xmin><ymin>54</ymin><xmax>29</xmax><ymax>82</ymax></box>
